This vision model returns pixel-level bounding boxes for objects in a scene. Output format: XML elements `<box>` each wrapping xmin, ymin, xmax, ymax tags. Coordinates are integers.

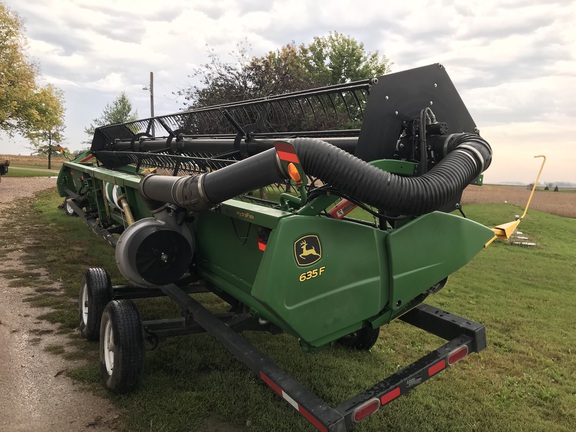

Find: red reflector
<box><xmin>275</xmin><ymin>142</ymin><xmax>300</xmax><ymax>163</ymax></box>
<box><xmin>259</xmin><ymin>372</ymin><xmax>282</xmax><ymax>396</ymax></box>
<box><xmin>380</xmin><ymin>387</ymin><xmax>401</xmax><ymax>406</ymax></box>
<box><xmin>353</xmin><ymin>398</ymin><xmax>380</xmax><ymax>423</ymax></box>
<box><xmin>257</xmin><ymin>241</ymin><xmax>266</xmax><ymax>251</ymax></box>
<box><xmin>299</xmin><ymin>406</ymin><xmax>328</xmax><ymax>432</ymax></box>
<box><xmin>428</xmin><ymin>359</ymin><xmax>446</xmax><ymax>376</ymax></box>
<box><xmin>448</xmin><ymin>345</ymin><xmax>469</xmax><ymax>365</ymax></box>
<box><xmin>277</xmin><ymin>149</ymin><xmax>299</xmax><ymax>163</ymax></box>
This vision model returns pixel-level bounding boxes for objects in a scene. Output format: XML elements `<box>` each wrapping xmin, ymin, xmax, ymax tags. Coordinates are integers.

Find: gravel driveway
<box><xmin>0</xmin><ymin>177</ymin><xmax>120</xmax><ymax>431</ymax></box>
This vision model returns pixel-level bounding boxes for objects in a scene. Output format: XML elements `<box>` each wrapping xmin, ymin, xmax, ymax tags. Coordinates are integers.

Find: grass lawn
<box><xmin>3</xmin><ymin>165</ymin><xmax>60</xmax><ymax>177</ymax></box>
<box><xmin>1</xmin><ymin>189</ymin><xmax>575</xmax><ymax>432</ymax></box>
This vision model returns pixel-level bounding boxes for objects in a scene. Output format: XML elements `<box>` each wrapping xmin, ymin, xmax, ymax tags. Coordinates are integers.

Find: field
<box><xmin>0</xmin><ymin>154</ymin><xmax>63</xmax><ymax>178</ymax></box>
<box><xmin>462</xmin><ymin>184</ymin><xmax>576</xmax><ymax>218</ymax></box>
<box><xmin>0</xmin><ymin>154</ymin><xmax>65</xmax><ymax>169</ymax></box>
<box><xmin>1</xmin><ymin>185</ymin><xmax>575</xmax><ymax>432</ymax></box>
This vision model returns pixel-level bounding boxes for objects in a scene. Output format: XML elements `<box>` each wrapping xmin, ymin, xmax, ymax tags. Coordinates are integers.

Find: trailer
<box><xmin>59</xmin><ymin>64</ymin><xmax>494</xmax><ymax>430</ymax></box>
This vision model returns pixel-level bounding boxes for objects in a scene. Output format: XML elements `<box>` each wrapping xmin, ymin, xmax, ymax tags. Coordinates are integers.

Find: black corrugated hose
<box><xmin>292</xmin><ymin>134</ymin><xmax>491</xmax><ymax>215</ymax></box>
<box><xmin>140</xmin><ymin>134</ymin><xmax>491</xmax><ymax>216</ymax></box>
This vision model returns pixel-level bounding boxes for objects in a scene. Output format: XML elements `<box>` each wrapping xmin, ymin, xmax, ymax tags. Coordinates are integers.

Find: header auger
<box><xmin>58</xmin><ymin>64</ymin><xmax>494</xmax><ymax>430</ymax></box>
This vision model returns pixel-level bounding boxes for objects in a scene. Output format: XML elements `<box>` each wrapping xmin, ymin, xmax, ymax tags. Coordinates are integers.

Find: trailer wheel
<box><xmin>100</xmin><ymin>300</ymin><xmax>144</xmax><ymax>394</ymax></box>
<box><xmin>79</xmin><ymin>268</ymin><xmax>113</xmax><ymax>341</ymax></box>
<box><xmin>338</xmin><ymin>327</ymin><xmax>380</xmax><ymax>350</ymax></box>
<box><xmin>64</xmin><ymin>198</ymin><xmax>77</xmax><ymax>216</ymax></box>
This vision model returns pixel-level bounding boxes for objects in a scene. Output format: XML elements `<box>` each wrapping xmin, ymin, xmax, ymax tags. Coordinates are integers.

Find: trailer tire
<box><xmin>64</xmin><ymin>198</ymin><xmax>77</xmax><ymax>216</ymax></box>
<box><xmin>100</xmin><ymin>300</ymin><xmax>144</xmax><ymax>394</ymax></box>
<box><xmin>79</xmin><ymin>268</ymin><xmax>113</xmax><ymax>341</ymax></box>
<box><xmin>338</xmin><ymin>327</ymin><xmax>380</xmax><ymax>350</ymax></box>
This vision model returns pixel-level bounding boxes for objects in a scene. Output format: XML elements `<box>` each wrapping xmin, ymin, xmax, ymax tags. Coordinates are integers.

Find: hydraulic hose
<box><xmin>140</xmin><ymin>133</ymin><xmax>491</xmax><ymax>216</ymax></box>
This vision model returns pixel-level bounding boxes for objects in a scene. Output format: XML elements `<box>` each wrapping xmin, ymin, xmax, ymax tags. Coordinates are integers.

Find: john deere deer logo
<box><xmin>294</xmin><ymin>235</ymin><xmax>322</xmax><ymax>267</ymax></box>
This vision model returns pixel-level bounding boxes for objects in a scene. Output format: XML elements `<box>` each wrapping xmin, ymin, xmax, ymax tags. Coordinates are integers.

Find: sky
<box><xmin>2</xmin><ymin>0</ymin><xmax>575</xmax><ymax>184</ymax></box>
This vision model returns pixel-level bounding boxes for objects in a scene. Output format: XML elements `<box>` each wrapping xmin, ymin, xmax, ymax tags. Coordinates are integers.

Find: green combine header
<box><xmin>58</xmin><ymin>64</ymin><xmax>493</xmax><ymax>430</ymax></box>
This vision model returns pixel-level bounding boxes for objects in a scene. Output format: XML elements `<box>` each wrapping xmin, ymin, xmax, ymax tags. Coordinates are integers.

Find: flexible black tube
<box><xmin>202</xmin><ymin>149</ymin><xmax>284</xmax><ymax>204</ymax></box>
<box><xmin>140</xmin><ymin>133</ymin><xmax>491</xmax><ymax>216</ymax></box>
<box><xmin>140</xmin><ymin>149</ymin><xmax>285</xmax><ymax>211</ymax></box>
<box><xmin>292</xmin><ymin>134</ymin><xmax>491</xmax><ymax>215</ymax></box>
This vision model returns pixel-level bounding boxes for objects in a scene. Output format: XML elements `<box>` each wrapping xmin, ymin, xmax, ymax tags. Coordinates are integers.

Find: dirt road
<box><xmin>0</xmin><ymin>178</ymin><xmax>120</xmax><ymax>432</ymax></box>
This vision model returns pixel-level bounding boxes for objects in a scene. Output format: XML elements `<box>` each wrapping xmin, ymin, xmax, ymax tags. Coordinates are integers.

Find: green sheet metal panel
<box><xmin>194</xmin><ymin>209</ymin><xmax>265</xmax><ymax>294</ymax></box>
<box><xmin>251</xmin><ymin>216</ymin><xmax>389</xmax><ymax>347</ymax></box>
<box><xmin>386</xmin><ymin>212</ymin><xmax>494</xmax><ymax>312</ymax></box>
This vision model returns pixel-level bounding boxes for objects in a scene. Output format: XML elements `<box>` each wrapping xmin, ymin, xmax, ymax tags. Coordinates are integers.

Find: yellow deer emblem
<box><xmin>299</xmin><ymin>240</ymin><xmax>321</xmax><ymax>260</ymax></box>
<box><xmin>294</xmin><ymin>235</ymin><xmax>322</xmax><ymax>266</ymax></box>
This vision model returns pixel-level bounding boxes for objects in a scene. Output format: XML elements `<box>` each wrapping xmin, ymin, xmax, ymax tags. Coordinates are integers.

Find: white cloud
<box><xmin>2</xmin><ymin>0</ymin><xmax>575</xmax><ymax>183</ymax></box>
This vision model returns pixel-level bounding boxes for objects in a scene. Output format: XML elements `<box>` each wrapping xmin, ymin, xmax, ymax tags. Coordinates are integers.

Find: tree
<box><xmin>1</xmin><ymin>2</ymin><xmax>66</xmax><ymax>164</ymax></box>
<box><xmin>25</xmin><ymin>84</ymin><xmax>66</xmax><ymax>168</ymax></box>
<box><xmin>178</xmin><ymin>33</ymin><xmax>391</xmax><ymax>198</ymax></box>
<box><xmin>182</xmin><ymin>43</ymin><xmax>256</xmax><ymax>108</ymax></box>
<box><xmin>246</xmin><ymin>43</ymin><xmax>315</xmax><ymax>98</ymax></box>
<box><xmin>301</xmin><ymin>32</ymin><xmax>391</xmax><ymax>86</ymax></box>
<box><xmin>0</xmin><ymin>3</ymin><xmax>46</xmax><ymax>135</ymax></box>
<box><xmin>180</xmin><ymin>32</ymin><xmax>391</xmax><ymax>108</ymax></box>
<box><xmin>84</xmin><ymin>92</ymin><xmax>138</xmax><ymax>142</ymax></box>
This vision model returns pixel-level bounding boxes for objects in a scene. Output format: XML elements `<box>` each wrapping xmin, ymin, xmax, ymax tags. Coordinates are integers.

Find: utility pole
<box><xmin>149</xmin><ymin>72</ymin><xmax>155</xmax><ymax>136</ymax></box>
<box><xmin>47</xmin><ymin>130</ymin><xmax>52</xmax><ymax>170</ymax></box>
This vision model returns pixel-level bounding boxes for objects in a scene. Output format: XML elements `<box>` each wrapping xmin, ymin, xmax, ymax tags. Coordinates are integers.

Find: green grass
<box><xmin>11</xmin><ymin>164</ymin><xmax>59</xmax><ymax>170</ymax></box>
<box><xmin>44</xmin><ymin>343</ymin><xmax>66</xmax><ymax>355</ymax></box>
<box><xmin>3</xmin><ymin>167</ymin><xmax>59</xmax><ymax>177</ymax></box>
<box><xmin>2</xmin><ymin>189</ymin><xmax>576</xmax><ymax>431</ymax></box>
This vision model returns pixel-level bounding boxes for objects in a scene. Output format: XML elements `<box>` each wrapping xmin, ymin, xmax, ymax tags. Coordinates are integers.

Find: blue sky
<box><xmin>2</xmin><ymin>0</ymin><xmax>575</xmax><ymax>184</ymax></box>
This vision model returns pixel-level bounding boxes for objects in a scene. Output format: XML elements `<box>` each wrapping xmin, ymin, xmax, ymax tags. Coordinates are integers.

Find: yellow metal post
<box><xmin>486</xmin><ymin>155</ymin><xmax>546</xmax><ymax>246</ymax></box>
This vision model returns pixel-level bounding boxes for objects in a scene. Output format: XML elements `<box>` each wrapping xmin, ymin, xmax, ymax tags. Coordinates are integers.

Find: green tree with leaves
<box><xmin>25</xmin><ymin>84</ymin><xmax>66</xmax><ymax>168</ymax></box>
<box><xmin>84</xmin><ymin>92</ymin><xmax>138</xmax><ymax>142</ymax></box>
<box><xmin>246</xmin><ymin>43</ymin><xmax>314</xmax><ymax>98</ymax></box>
<box><xmin>302</xmin><ymin>32</ymin><xmax>391</xmax><ymax>84</ymax></box>
<box><xmin>180</xmin><ymin>32</ymin><xmax>391</xmax><ymax>108</ymax></box>
<box><xmin>1</xmin><ymin>2</ymin><xmax>65</xmax><ymax>140</ymax></box>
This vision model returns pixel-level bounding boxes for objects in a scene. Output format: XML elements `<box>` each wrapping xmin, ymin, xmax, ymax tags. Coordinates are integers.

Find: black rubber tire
<box><xmin>78</xmin><ymin>268</ymin><xmax>113</xmax><ymax>341</ymax></box>
<box><xmin>338</xmin><ymin>327</ymin><xmax>381</xmax><ymax>350</ymax></box>
<box><xmin>100</xmin><ymin>299</ymin><xmax>145</xmax><ymax>394</ymax></box>
<box><xmin>64</xmin><ymin>198</ymin><xmax>77</xmax><ymax>216</ymax></box>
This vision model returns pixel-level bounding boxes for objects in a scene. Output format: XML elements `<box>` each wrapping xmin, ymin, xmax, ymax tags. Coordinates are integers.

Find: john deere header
<box><xmin>58</xmin><ymin>64</ymin><xmax>496</xmax><ymax>430</ymax></box>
